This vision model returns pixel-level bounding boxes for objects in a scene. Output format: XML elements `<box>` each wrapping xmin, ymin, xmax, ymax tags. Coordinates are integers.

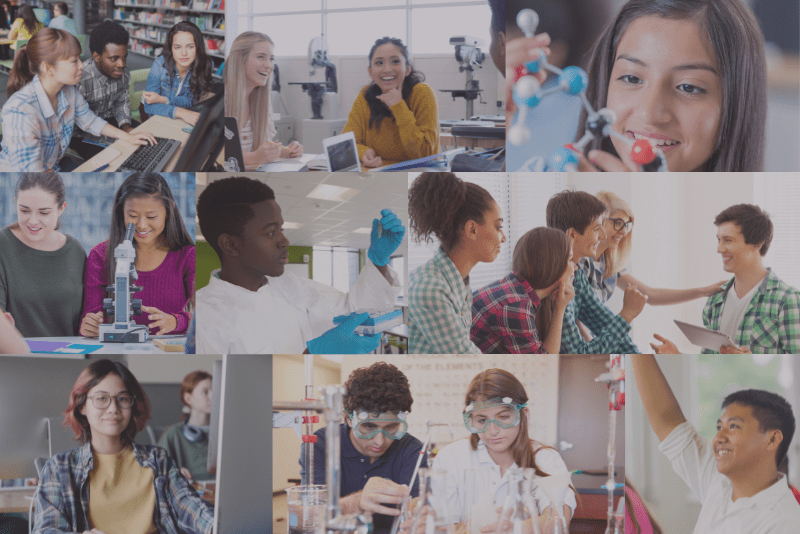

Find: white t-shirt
<box><xmin>659</xmin><ymin>421</ymin><xmax>800</xmax><ymax>534</ymax></box>
<box><xmin>718</xmin><ymin>275</ymin><xmax>764</xmax><ymax>340</ymax></box>
<box><xmin>432</xmin><ymin>438</ymin><xmax>577</xmax><ymax>524</ymax></box>
<box><xmin>196</xmin><ymin>262</ymin><xmax>401</xmax><ymax>354</ymax></box>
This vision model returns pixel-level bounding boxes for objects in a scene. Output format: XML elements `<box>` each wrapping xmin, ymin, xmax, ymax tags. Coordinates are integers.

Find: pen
<box><xmin>94</xmin><ymin>163</ymin><xmax>110</xmax><ymax>172</ymax></box>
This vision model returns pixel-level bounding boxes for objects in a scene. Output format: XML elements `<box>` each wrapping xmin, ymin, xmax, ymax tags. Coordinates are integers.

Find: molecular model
<box><xmin>510</xmin><ymin>9</ymin><xmax>668</xmax><ymax>172</ymax></box>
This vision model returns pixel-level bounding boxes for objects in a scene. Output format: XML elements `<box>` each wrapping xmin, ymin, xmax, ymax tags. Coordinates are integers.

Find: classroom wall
<box><xmin>272</xmin><ymin>354</ymin><xmax>341</xmax><ymax>493</ymax></box>
<box><xmin>272</xmin><ymin>55</ymin><xmax>503</xmax><ymax>145</ymax></box>
<box><xmin>195</xmin><ymin>242</ymin><xmax>312</xmax><ymax>290</ymax></box>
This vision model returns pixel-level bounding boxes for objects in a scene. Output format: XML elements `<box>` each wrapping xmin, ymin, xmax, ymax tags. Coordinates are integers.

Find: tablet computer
<box><xmin>674</xmin><ymin>319</ymin><xmax>736</xmax><ymax>351</ymax></box>
<box><xmin>322</xmin><ymin>131</ymin><xmax>361</xmax><ymax>172</ymax></box>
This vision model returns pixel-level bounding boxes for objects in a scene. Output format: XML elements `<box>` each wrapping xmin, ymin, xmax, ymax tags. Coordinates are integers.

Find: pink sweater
<box><xmin>625</xmin><ymin>485</ymin><xmax>655</xmax><ymax>534</ymax></box>
<box><xmin>82</xmin><ymin>241</ymin><xmax>195</xmax><ymax>335</ymax></box>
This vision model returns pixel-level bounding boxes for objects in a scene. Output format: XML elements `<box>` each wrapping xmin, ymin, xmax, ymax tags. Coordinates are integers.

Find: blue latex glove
<box><xmin>306</xmin><ymin>312</ymin><xmax>381</xmax><ymax>354</ymax></box>
<box><xmin>367</xmin><ymin>209</ymin><xmax>405</xmax><ymax>266</ymax></box>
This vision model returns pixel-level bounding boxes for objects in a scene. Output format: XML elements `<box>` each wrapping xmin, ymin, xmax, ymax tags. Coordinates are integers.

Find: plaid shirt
<box><xmin>579</xmin><ymin>255</ymin><xmax>626</xmax><ymax>304</ymax></box>
<box><xmin>702</xmin><ymin>268</ymin><xmax>800</xmax><ymax>354</ymax></box>
<box><xmin>409</xmin><ymin>247</ymin><xmax>481</xmax><ymax>354</ymax></box>
<box><xmin>561</xmin><ymin>268</ymin><xmax>641</xmax><ymax>354</ymax></box>
<box><xmin>76</xmin><ymin>59</ymin><xmax>132</xmax><ymax>145</ymax></box>
<box><xmin>471</xmin><ymin>272</ymin><xmax>547</xmax><ymax>353</ymax></box>
<box><xmin>34</xmin><ymin>441</ymin><xmax>213</xmax><ymax>534</ymax></box>
<box><xmin>0</xmin><ymin>75</ymin><xmax>106</xmax><ymax>171</ymax></box>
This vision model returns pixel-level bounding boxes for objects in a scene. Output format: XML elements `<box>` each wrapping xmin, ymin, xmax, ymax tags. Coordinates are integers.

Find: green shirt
<box><xmin>0</xmin><ymin>226</ymin><xmax>86</xmax><ymax>337</ymax></box>
<box><xmin>157</xmin><ymin>422</ymin><xmax>214</xmax><ymax>481</ymax></box>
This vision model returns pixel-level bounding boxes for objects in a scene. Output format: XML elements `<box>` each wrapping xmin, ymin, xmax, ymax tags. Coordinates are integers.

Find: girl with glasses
<box><xmin>35</xmin><ymin>359</ymin><xmax>213</xmax><ymax>533</ymax></box>
<box><xmin>581</xmin><ymin>190</ymin><xmax>725</xmax><ymax>306</ymax></box>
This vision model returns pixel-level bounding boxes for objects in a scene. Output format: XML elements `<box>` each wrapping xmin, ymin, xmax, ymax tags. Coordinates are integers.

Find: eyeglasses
<box><xmin>86</xmin><ymin>394</ymin><xmax>135</xmax><ymax>410</ymax></box>
<box><xmin>608</xmin><ymin>218</ymin><xmax>633</xmax><ymax>232</ymax></box>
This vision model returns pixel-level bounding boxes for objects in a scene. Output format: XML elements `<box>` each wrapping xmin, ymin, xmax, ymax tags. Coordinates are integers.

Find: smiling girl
<box><xmin>433</xmin><ymin>369</ymin><xmax>576</xmax><ymax>531</ymax></box>
<box><xmin>143</xmin><ymin>21</ymin><xmax>214</xmax><ymax>126</ymax></box>
<box><xmin>34</xmin><ymin>359</ymin><xmax>213</xmax><ymax>533</ymax></box>
<box><xmin>408</xmin><ymin>172</ymin><xmax>505</xmax><ymax>354</ymax></box>
<box><xmin>224</xmin><ymin>32</ymin><xmax>303</xmax><ymax>170</ymax></box>
<box><xmin>0</xmin><ymin>29</ymin><xmax>154</xmax><ymax>171</ymax></box>
<box><xmin>79</xmin><ymin>173</ymin><xmax>195</xmax><ymax>338</ymax></box>
<box><xmin>0</xmin><ymin>174</ymin><xmax>86</xmax><ymax>338</ymax></box>
<box><xmin>471</xmin><ymin>227</ymin><xmax>576</xmax><ymax>354</ymax></box>
<box><xmin>342</xmin><ymin>37</ymin><xmax>439</xmax><ymax>168</ymax></box>
<box><xmin>575</xmin><ymin>0</ymin><xmax>766</xmax><ymax>172</ymax></box>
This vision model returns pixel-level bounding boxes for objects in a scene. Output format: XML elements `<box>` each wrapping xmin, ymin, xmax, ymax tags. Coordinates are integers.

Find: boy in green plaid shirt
<box><xmin>652</xmin><ymin>204</ymin><xmax>800</xmax><ymax>354</ymax></box>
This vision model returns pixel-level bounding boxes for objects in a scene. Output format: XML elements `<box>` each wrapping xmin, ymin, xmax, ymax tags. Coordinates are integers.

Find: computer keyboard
<box><xmin>118</xmin><ymin>137</ymin><xmax>181</xmax><ymax>172</ymax></box>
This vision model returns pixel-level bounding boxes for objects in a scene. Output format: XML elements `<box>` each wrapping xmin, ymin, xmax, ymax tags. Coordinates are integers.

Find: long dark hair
<box><xmin>105</xmin><ymin>173</ymin><xmax>194</xmax><ymax>286</ymax></box>
<box><xmin>364</xmin><ymin>37</ymin><xmax>425</xmax><ymax>131</ymax></box>
<box><xmin>163</xmin><ymin>21</ymin><xmax>213</xmax><ymax>102</ymax></box>
<box><xmin>17</xmin><ymin>4</ymin><xmax>37</xmax><ymax>34</ymax></box>
<box><xmin>8</xmin><ymin>28</ymin><xmax>80</xmax><ymax>96</ymax></box>
<box><xmin>576</xmin><ymin>0</ymin><xmax>766</xmax><ymax>171</ymax></box>
<box><xmin>512</xmin><ymin>227</ymin><xmax>572</xmax><ymax>344</ymax></box>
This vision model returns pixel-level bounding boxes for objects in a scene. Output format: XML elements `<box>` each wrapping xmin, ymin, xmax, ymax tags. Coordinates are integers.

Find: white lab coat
<box><xmin>196</xmin><ymin>261</ymin><xmax>402</xmax><ymax>354</ymax></box>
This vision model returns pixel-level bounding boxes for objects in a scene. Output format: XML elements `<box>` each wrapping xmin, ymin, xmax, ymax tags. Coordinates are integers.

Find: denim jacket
<box><xmin>144</xmin><ymin>55</ymin><xmax>197</xmax><ymax>120</ymax></box>
<box><xmin>34</xmin><ymin>441</ymin><xmax>213</xmax><ymax>534</ymax></box>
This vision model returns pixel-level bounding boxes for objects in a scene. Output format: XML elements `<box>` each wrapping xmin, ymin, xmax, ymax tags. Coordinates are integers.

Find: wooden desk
<box><xmin>440</xmin><ymin>129</ymin><xmax>505</xmax><ymax>150</ymax></box>
<box><xmin>74</xmin><ymin>115</ymin><xmax>191</xmax><ymax>172</ymax></box>
<box><xmin>0</xmin><ymin>488</ymin><xmax>35</xmax><ymax>514</ymax></box>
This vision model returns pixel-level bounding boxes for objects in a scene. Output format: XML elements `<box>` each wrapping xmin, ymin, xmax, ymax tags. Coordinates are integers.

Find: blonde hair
<box><xmin>595</xmin><ymin>191</ymin><xmax>633</xmax><ymax>278</ymax></box>
<box><xmin>224</xmin><ymin>32</ymin><xmax>273</xmax><ymax>149</ymax></box>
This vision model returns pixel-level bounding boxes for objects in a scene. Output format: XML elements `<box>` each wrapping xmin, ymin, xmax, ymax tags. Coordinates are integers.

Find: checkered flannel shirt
<box><xmin>471</xmin><ymin>272</ymin><xmax>547</xmax><ymax>353</ymax></box>
<box><xmin>409</xmin><ymin>247</ymin><xmax>482</xmax><ymax>354</ymax></box>
<box><xmin>702</xmin><ymin>268</ymin><xmax>800</xmax><ymax>354</ymax></box>
<box><xmin>34</xmin><ymin>441</ymin><xmax>213</xmax><ymax>534</ymax></box>
<box><xmin>560</xmin><ymin>268</ymin><xmax>641</xmax><ymax>354</ymax></box>
<box><xmin>76</xmin><ymin>59</ymin><xmax>132</xmax><ymax>145</ymax></box>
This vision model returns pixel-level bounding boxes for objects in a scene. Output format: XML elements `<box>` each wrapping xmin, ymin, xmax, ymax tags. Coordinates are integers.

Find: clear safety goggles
<box><xmin>463</xmin><ymin>397</ymin><xmax>527</xmax><ymax>434</ymax></box>
<box><xmin>347</xmin><ymin>409</ymin><xmax>409</xmax><ymax>440</ymax></box>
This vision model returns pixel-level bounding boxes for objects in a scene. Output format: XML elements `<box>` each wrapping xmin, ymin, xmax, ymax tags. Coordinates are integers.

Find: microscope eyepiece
<box><xmin>124</xmin><ymin>222</ymin><xmax>135</xmax><ymax>242</ymax></box>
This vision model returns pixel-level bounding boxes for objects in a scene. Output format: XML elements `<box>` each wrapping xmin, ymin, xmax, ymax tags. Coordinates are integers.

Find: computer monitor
<box><xmin>174</xmin><ymin>89</ymin><xmax>224</xmax><ymax>172</ymax></box>
<box><xmin>0</xmin><ymin>356</ymin><xmax>122</xmax><ymax>479</ymax></box>
<box><xmin>211</xmin><ymin>355</ymin><xmax>272</xmax><ymax>534</ymax></box>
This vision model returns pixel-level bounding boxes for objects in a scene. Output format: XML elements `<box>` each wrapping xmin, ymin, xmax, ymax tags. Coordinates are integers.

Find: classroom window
<box><xmin>252</xmin><ymin>0</ymin><xmax>322</xmax><ymax>13</ymax></box>
<box><xmin>755</xmin><ymin>173</ymin><xmax>800</xmax><ymax>290</ymax></box>
<box><xmin>327</xmin><ymin>10</ymin><xmax>407</xmax><ymax>57</ymax></box>
<box><xmin>312</xmin><ymin>246</ymin><xmax>359</xmax><ymax>292</ymax></box>
<box><xmin>251</xmin><ymin>14</ymin><xmax>322</xmax><ymax>57</ymax></box>
<box><xmin>327</xmin><ymin>0</ymin><xmax>405</xmax><ymax>9</ymax></box>
<box><xmin>411</xmin><ymin>5</ymin><xmax>492</xmax><ymax>55</ymax></box>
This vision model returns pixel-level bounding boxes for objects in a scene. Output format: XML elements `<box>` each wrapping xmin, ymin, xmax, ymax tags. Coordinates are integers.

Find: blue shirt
<box><xmin>144</xmin><ymin>55</ymin><xmax>197</xmax><ymax>120</ymax></box>
<box><xmin>299</xmin><ymin>423</ymin><xmax>426</xmax><ymax>531</ymax></box>
<box><xmin>0</xmin><ymin>75</ymin><xmax>107</xmax><ymax>171</ymax></box>
<box><xmin>48</xmin><ymin>15</ymin><xmax>78</xmax><ymax>36</ymax></box>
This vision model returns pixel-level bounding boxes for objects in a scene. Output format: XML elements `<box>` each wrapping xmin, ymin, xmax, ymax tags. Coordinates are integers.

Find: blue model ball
<box><xmin>513</xmin><ymin>76</ymin><xmax>542</xmax><ymax>108</ymax></box>
<box><xmin>550</xmin><ymin>147</ymin><xmax>579</xmax><ymax>171</ymax></box>
<box><xmin>559</xmin><ymin>66</ymin><xmax>588</xmax><ymax>95</ymax></box>
<box><xmin>525</xmin><ymin>58</ymin><xmax>541</xmax><ymax>73</ymax></box>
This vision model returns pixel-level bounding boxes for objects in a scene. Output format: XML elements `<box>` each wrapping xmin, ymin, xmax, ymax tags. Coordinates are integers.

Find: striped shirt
<box><xmin>702</xmin><ymin>268</ymin><xmax>800</xmax><ymax>354</ymax></box>
<box><xmin>579</xmin><ymin>254</ymin><xmax>627</xmax><ymax>304</ymax></box>
<box><xmin>76</xmin><ymin>59</ymin><xmax>132</xmax><ymax>145</ymax></box>
<box><xmin>409</xmin><ymin>247</ymin><xmax>481</xmax><ymax>354</ymax></box>
<box><xmin>561</xmin><ymin>268</ymin><xmax>641</xmax><ymax>354</ymax></box>
<box><xmin>0</xmin><ymin>75</ymin><xmax>106</xmax><ymax>171</ymax></box>
<box><xmin>238</xmin><ymin>113</ymin><xmax>277</xmax><ymax>154</ymax></box>
<box><xmin>471</xmin><ymin>272</ymin><xmax>547</xmax><ymax>353</ymax></box>
<box><xmin>35</xmin><ymin>441</ymin><xmax>213</xmax><ymax>534</ymax></box>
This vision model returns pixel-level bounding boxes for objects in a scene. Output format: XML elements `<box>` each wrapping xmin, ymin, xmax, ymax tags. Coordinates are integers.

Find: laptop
<box><xmin>322</xmin><ymin>131</ymin><xmax>362</xmax><ymax>172</ymax></box>
<box><xmin>224</xmin><ymin>117</ymin><xmax>245</xmax><ymax>172</ymax></box>
<box><xmin>674</xmin><ymin>319</ymin><xmax>736</xmax><ymax>351</ymax></box>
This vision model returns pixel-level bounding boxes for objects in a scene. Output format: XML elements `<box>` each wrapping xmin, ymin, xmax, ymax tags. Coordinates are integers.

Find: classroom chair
<box><xmin>77</xmin><ymin>34</ymin><xmax>88</xmax><ymax>60</ymax></box>
<box><xmin>129</xmin><ymin>68</ymin><xmax>150</xmax><ymax>123</ymax></box>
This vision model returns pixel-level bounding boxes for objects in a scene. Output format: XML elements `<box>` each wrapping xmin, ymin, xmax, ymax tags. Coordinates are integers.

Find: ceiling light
<box><xmin>307</xmin><ymin>184</ymin><xmax>360</xmax><ymax>202</ymax></box>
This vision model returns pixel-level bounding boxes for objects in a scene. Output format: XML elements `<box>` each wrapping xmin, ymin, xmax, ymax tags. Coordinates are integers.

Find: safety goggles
<box><xmin>463</xmin><ymin>397</ymin><xmax>527</xmax><ymax>434</ymax></box>
<box><xmin>346</xmin><ymin>410</ymin><xmax>409</xmax><ymax>440</ymax></box>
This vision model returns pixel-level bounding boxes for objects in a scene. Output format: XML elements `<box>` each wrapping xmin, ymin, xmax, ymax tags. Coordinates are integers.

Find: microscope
<box><xmin>289</xmin><ymin>37</ymin><xmax>340</xmax><ymax>120</ymax></box>
<box><xmin>442</xmin><ymin>36</ymin><xmax>487</xmax><ymax>119</ymax></box>
<box><xmin>98</xmin><ymin>223</ymin><xmax>146</xmax><ymax>343</ymax></box>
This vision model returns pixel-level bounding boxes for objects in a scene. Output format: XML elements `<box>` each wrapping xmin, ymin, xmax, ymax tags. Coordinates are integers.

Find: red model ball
<box><xmin>630</xmin><ymin>139</ymin><xmax>656</xmax><ymax>165</ymax></box>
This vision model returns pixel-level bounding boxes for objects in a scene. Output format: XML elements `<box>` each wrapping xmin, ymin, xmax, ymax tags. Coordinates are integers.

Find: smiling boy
<box><xmin>631</xmin><ymin>355</ymin><xmax>800</xmax><ymax>533</ymax></box>
<box><xmin>546</xmin><ymin>190</ymin><xmax>645</xmax><ymax>353</ymax></box>
<box><xmin>652</xmin><ymin>204</ymin><xmax>800</xmax><ymax>353</ymax></box>
<box><xmin>72</xmin><ymin>21</ymin><xmax>134</xmax><ymax>159</ymax></box>
<box><xmin>299</xmin><ymin>362</ymin><xmax>425</xmax><ymax>532</ymax></box>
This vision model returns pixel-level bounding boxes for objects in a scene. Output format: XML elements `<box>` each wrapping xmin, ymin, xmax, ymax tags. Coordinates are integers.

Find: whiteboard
<box><xmin>341</xmin><ymin>355</ymin><xmax>559</xmax><ymax>448</ymax></box>
<box><xmin>284</xmin><ymin>262</ymin><xmax>310</xmax><ymax>279</ymax></box>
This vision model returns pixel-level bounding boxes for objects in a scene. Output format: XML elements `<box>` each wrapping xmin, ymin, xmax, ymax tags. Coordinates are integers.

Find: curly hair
<box><xmin>343</xmin><ymin>362</ymin><xmax>413</xmax><ymax>414</ymax></box>
<box><xmin>89</xmin><ymin>20</ymin><xmax>129</xmax><ymax>56</ymax></box>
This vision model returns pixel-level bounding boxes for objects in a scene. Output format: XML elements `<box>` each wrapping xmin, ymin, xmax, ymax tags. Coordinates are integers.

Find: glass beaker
<box><xmin>495</xmin><ymin>467</ymin><xmax>541</xmax><ymax>534</ymax></box>
<box><xmin>409</xmin><ymin>468</ymin><xmax>456</xmax><ymax>534</ymax></box>
<box><xmin>462</xmin><ymin>466</ymin><xmax>495</xmax><ymax>534</ymax></box>
<box><xmin>286</xmin><ymin>485</ymin><xmax>326</xmax><ymax>534</ymax></box>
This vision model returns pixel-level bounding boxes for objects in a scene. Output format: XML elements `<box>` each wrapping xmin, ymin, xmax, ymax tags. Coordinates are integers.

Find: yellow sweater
<box><xmin>9</xmin><ymin>19</ymin><xmax>44</xmax><ymax>50</ymax></box>
<box><xmin>342</xmin><ymin>83</ymin><xmax>439</xmax><ymax>166</ymax></box>
<box><xmin>88</xmin><ymin>446</ymin><xmax>157</xmax><ymax>534</ymax></box>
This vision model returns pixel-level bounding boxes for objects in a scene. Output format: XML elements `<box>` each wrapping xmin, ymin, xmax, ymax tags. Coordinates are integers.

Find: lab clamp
<box><xmin>594</xmin><ymin>355</ymin><xmax>626</xmax><ymax>534</ymax></box>
<box><xmin>442</xmin><ymin>36</ymin><xmax>487</xmax><ymax>119</ymax></box>
<box><xmin>99</xmin><ymin>223</ymin><xmax>146</xmax><ymax>343</ymax></box>
<box><xmin>288</xmin><ymin>37</ymin><xmax>340</xmax><ymax>120</ymax></box>
<box><xmin>273</xmin><ymin>380</ymin><xmax>371</xmax><ymax>533</ymax></box>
